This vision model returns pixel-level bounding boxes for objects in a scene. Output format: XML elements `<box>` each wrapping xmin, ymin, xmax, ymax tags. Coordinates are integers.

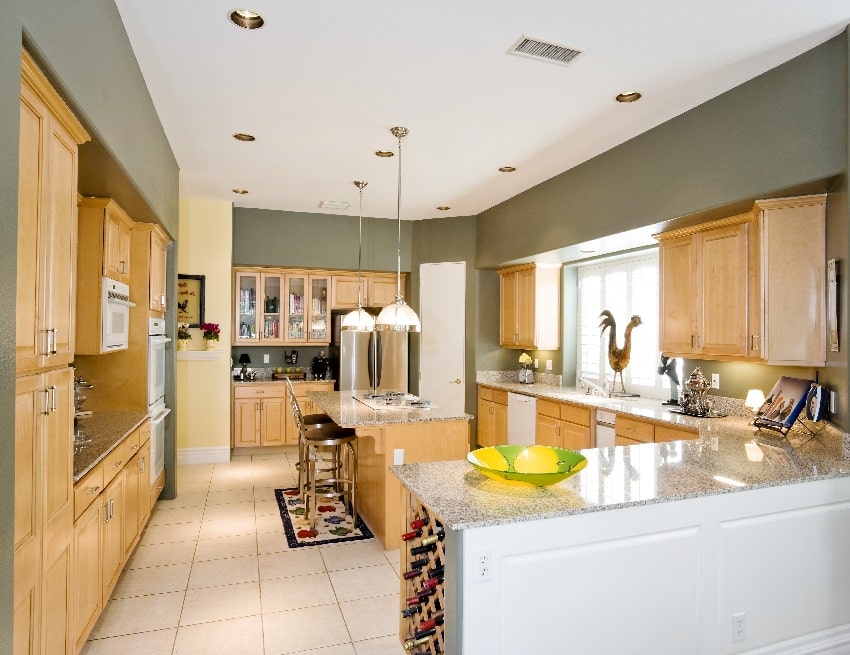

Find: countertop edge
<box><xmin>73</xmin><ymin>411</ymin><xmax>149</xmax><ymax>482</ymax></box>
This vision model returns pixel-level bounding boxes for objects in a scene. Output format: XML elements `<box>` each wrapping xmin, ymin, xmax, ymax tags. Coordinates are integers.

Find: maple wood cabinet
<box><xmin>71</xmin><ymin>421</ymin><xmax>152</xmax><ymax>653</ymax></box>
<box><xmin>477</xmin><ymin>386</ymin><xmax>508</xmax><ymax>447</ymax></box>
<box><xmin>77</xmin><ymin>197</ymin><xmax>133</xmax><ymax>287</ymax></box>
<box><xmin>16</xmin><ymin>52</ymin><xmax>89</xmax><ymax>376</ymax></box>
<box><xmin>656</xmin><ymin>194</ymin><xmax>827</xmax><ymax>364</ymax></box>
<box><xmin>283</xmin><ymin>381</ymin><xmax>334</xmax><ymax>446</ymax></box>
<box><xmin>499</xmin><ymin>264</ymin><xmax>561</xmax><ymax>350</ymax></box>
<box><xmin>331</xmin><ymin>273</ymin><xmax>405</xmax><ymax>309</ymax></box>
<box><xmin>536</xmin><ymin>398</ymin><xmax>591</xmax><ymax>450</ymax></box>
<box><xmin>132</xmin><ymin>223</ymin><xmax>169</xmax><ymax>315</ymax></box>
<box><xmin>614</xmin><ymin>415</ymin><xmax>697</xmax><ymax>446</ymax></box>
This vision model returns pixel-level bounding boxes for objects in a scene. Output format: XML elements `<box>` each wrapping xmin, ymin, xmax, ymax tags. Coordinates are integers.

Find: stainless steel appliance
<box><xmin>338</xmin><ymin>329</ymin><xmax>408</xmax><ymax>393</ymax></box>
<box><xmin>148</xmin><ymin>318</ymin><xmax>171</xmax><ymax>486</ymax></box>
<box><xmin>102</xmin><ymin>277</ymin><xmax>135</xmax><ymax>351</ymax></box>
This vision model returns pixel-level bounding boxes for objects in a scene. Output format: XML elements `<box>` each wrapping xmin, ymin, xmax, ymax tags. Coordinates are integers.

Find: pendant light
<box><xmin>376</xmin><ymin>126</ymin><xmax>421</xmax><ymax>332</ymax></box>
<box><xmin>341</xmin><ymin>180</ymin><xmax>375</xmax><ymax>330</ymax></box>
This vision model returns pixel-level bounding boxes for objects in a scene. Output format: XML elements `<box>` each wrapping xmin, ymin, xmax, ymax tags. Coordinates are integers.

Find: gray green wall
<box><xmin>233</xmin><ymin>207</ymin><xmax>410</xmax><ymax>271</ymax></box>
<box><xmin>1</xmin><ymin>2</ymin><xmax>179</xmax><ymax>647</ymax></box>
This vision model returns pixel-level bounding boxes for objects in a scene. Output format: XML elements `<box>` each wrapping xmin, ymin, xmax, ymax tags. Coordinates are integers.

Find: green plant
<box><xmin>178</xmin><ymin>323</ymin><xmax>191</xmax><ymax>340</ymax></box>
<box><xmin>201</xmin><ymin>322</ymin><xmax>220</xmax><ymax>341</ymax></box>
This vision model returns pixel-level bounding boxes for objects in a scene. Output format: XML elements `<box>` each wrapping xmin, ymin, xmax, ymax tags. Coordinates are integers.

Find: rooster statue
<box><xmin>598</xmin><ymin>310</ymin><xmax>642</xmax><ymax>395</ymax></box>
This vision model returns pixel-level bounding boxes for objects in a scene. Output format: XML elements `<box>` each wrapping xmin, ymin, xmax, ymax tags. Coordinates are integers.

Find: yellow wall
<box><xmin>176</xmin><ymin>197</ymin><xmax>233</xmax><ymax>456</ymax></box>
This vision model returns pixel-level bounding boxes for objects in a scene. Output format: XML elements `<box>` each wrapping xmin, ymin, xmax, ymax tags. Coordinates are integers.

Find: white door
<box><xmin>419</xmin><ymin>262</ymin><xmax>466</xmax><ymax>413</ymax></box>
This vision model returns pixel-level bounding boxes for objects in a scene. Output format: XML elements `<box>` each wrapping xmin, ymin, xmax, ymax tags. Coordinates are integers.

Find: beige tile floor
<box><xmin>81</xmin><ymin>447</ymin><xmax>408</xmax><ymax>655</ymax></box>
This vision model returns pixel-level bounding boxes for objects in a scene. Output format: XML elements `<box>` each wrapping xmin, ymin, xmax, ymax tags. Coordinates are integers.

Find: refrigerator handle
<box><xmin>368</xmin><ymin>332</ymin><xmax>376</xmax><ymax>389</ymax></box>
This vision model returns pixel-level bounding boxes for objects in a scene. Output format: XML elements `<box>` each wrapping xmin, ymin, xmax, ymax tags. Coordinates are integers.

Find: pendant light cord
<box><xmin>395</xmin><ymin>133</ymin><xmax>403</xmax><ymax>300</ymax></box>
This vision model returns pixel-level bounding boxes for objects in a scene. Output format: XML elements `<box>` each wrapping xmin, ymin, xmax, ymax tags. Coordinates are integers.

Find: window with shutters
<box><xmin>576</xmin><ymin>250</ymin><xmax>669</xmax><ymax>399</ymax></box>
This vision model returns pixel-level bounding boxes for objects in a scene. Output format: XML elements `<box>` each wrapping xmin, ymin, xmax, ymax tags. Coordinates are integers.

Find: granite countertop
<box><xmin>73</xmin><ymin>411</ymin><xmax>148</xmax><ymax>482</ymax></box>
<box><xmin>309</xmin><ymin>390</ymin><xmax>473</xmax><ymax>427</ymax></box>
<box><xmin>391</xmin><ymin>417</ymin><xmax>850</xmax><ymax>531</ymax></box>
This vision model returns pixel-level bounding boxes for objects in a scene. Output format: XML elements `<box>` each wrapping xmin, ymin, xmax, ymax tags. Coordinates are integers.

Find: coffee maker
<box><xmin>311</xmin><ymin>350</ymin><xmax>329</xmax><ymax>380</ymax></box>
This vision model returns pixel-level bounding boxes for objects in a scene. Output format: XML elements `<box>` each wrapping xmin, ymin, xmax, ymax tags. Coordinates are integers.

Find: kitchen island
<box><xmin>308</xmin><ymin>390</ymin><xmax>472</xmax><ymax>549</ymax></box>
<box><xmin>392</xmin><ymin>417</ymin><xmax>850</xmax><ymax>654</ymax></box>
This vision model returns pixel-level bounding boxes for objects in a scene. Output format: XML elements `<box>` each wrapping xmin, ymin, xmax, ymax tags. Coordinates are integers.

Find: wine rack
<box><xmin>399</xmin><ymin>493</ymin><xmax>445</xmax><ymax>654</ymax></box>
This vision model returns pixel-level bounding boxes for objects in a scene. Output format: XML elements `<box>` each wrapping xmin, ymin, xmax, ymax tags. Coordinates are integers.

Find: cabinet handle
<box><xmin>49</xmin><ymin>385</ymin><xmax>57</xmax><ymax>413</ymax></box>
<box><xmin>42</xmin><ymin>388</ymin><xmax>50</xmax><ymax>415</ymax></box>
<box><xmin>161</xmin><ymin>294</ymin><xmax>166</xmax><ymax>307</ymax></box>
<box><xmin>50</xmin><ymin>328</ymin><xmax>57</xmax><ymax>355</ymax></box>
<box><xmin>120</xmin><ymin>260</ymin><xmax>126</xmax><ymax>274</ymax></box>
<box><xmin>87</xmin><ymin>485</ymin><xmax>101</xmax><ymax>496</ymax></box>
<box><xmin>751</xmin><ymin>335</ymin><xmax>760</xmax><ymax>351</ymax></box>
<box><xmin>129</xmin><ymin>443</ymin><xmax>139</xmax><ymax>451</ymax></box>
<box><xmin>113</xmin><ymin>460</ymin><xmax>123</xmax><ymax>469</ymax></box>
<box><xmin>139</xmin><ymin>457</ymin><xmax>146</xmax><ymax>474</ymax></box>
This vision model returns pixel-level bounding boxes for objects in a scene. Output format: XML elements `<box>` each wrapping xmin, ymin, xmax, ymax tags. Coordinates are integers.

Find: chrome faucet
<box><xmin>579</xmin><ymin>377</ymin><xmax>607</xmax><ymax>397</ymax></box>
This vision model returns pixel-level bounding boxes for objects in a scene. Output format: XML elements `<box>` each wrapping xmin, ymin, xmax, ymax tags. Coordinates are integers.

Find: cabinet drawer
<box><xmin>101</xmin><ymin>443</ymin><xmax>131</xmax><ymax>487</ymax></box>
<box><xmin>615</xmin><ymin>435</ymin><xmax>645</xmax><ymax>447</ymax></box>
<box><xmin>234</xmin><ymin>385</ymin><xmax>284</xmax><ymax>399</ymax></box>
<box><xmin>75</xmin><ymin>465</ymin><xmax>104</xmax><ymax>520</ymax></box>
<box><xmin>137</xmin><ymin>418</ymin><xmax>152</xmax><ymax>446</ymax></box>
<box><xmin>561</xmin><ymin>403</ymin><xmax>590</xmax><ymax>427</ymax></box>
<box><xmin>536</xmin><ymin>399</ymin><xmax>561</xmax><ymax>419</ymax></box>
<box><xmin>479</xmin><ymin>386</ymin><xmax>493</xmax><ymax>402</ymax></box>
<box><xmin>615</xmin><ymin>416</ymin><xmax>654</xmax><ymax>443</ymax></box>
<box><xmin>655</xmin><ymin>425</ymin><xmax>698</xmax><ymax>443</ymax></box>
<box><xmin>491</xmin><ymin>389</ymin><xmax>508</xmax><ymax>405</ymax></box>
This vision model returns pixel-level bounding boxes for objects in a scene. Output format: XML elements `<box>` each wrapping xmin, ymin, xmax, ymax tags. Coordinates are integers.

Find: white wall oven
<box><xmin>103</xmin><ymin>277</ymin><xmax>135</xmax><ymax>351</ymax></box>
<box><xmin>148</xmin><ymin>317</ymin><xmax>171</xmax><ymax>485</ymax></box>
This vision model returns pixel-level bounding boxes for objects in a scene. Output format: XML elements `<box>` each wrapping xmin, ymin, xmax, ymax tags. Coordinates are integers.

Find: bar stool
<box><xmin>284</xmin><ymin>376</ymin><xmax>332</xmax><ymax>493</ymax></box>
<box><xmin>302</xmin><ymin>425</ymin><xmax>358</xmax><ymax>531</ymax></box>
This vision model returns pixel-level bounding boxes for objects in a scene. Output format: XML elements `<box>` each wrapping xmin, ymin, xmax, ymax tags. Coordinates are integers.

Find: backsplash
<box><xmin>477</xmin><ymin>370</ymin><xmax>563</xmax><ymax>387</ymax></box>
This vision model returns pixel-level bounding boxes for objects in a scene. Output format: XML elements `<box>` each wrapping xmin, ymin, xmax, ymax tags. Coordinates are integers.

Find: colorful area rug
<box><xmin>275</xmin><ymin>488</ymin><xmax>374</xmax><ymax>548</ymax></box>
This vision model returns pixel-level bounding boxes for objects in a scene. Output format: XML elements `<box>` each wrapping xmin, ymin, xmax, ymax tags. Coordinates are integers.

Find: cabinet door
<box><xmin>499</xmin><ymin>271</ymin><xmax>518</xmax><ymax>347</ymax></box>
<box><xmin>368</xmin><ymin>276</ymin><xmax>400</xmax><ymax>308</ymax></box>
<box><xmin>307</xmin><ymin>276</ymin><xmax>329</xmax><ymax>343</ymax></box>
<box><xmin>17</xmin><ymin>83</ymin><xmax>79</xmax><ymax>373</ymax></box>
<box><xmin>122</xmin><ymin>452</ymin><xmax>141</xmax><ymax>560</ymax></box>
<box><xmin>561</xmin><ymin>421</ymin><xmax>591</xmax><ymax>450</ymax></box>
<box><xmin>260</xmin><ymin>273</ymin><xmax>284</xmax><ymax>342</ymax></box>
<box><xmin>284</xmin><ymin>274</ymin><xmax>307</xmax><ymax>342</ymax></box>
<box><xmin>101</xmin><ymin>473</ymin><xmax>125</xmax><ymax>602</ymax></box>
<box><xmin>477</xmin><ymin>397</ymin><xmax>494</xmax><ymax>447</ymax></box>
<box><xmin>14</xmin><ymin>375</ymin><xmax>41</xmax><ymax>655</ymax></box>
<box><xmin>515</xmin><ymin>267</ymin><xmax>536</xmax><ymax>348</ymax></box>
<box><xmin>71</xmin><ymin>500</ymin><xmax>102</xmax><ymax>652</ymax></box>
<box><xmin>331</xmin><ymin>275</ymin><xmax>362</xmax><ymax>309</ymax></box>
<box><xmin>104</xmin><ymin>208</ymin><xmax>130</xmax><ymax>283</ymax></box>
<box><xmin>492</xmin><ymin>401</ymin><xmax>507</xmax><ymax>446</ymax></box>
<box><xmin>149</xmin><ymin>231</ymin><xmax>167</xmax><ymax>313</ymax></box>
<box><xmin>261</xmin><ymin>397</ymin><xmax>286</xmax><ymax>446</ymax></box>
<box><xmin>659</xmin><ymin>234</ymin><xmax>698</xmax><ymax>355</ymax></box>
<box><xmin>535</xmin><ymin>414</ymin><xmax>561</xmax><ymax>448</ymax></box>
<box><xmin>699</xmin><ymin>223</ymin><xmax>749</xmax><ymax>356</ymax></box>
<box><xmin>137</xmin><ymin>439</ymin><xmax>152</xmax><ymax>529</ymax></box>
<box><xmin>654</xmin><ymin>425</ymin><xmax>697</xmax><ymax>443</ymax></box>
<box><xmin>235</xmin><ymin>271</ymin><xmax>260</xmax><ymax>342</ymax></box>
<box><xmin>233</xmin><ymin>398</ymin><xmax>261</xmax><ymax>447</ymax></box>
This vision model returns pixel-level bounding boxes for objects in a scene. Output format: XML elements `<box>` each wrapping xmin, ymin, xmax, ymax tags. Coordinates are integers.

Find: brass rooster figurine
<box><xmin>599</xmin><ymin>310</ymin><xmax>642</xmax><ymax>394</ymax></box>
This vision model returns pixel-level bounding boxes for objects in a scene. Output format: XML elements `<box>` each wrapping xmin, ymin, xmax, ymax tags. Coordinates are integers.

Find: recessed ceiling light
<box><xmin>615</xmin><ymin>91</ymin><xmax>642</xmax><ymax>103</ymax></box>
<box><xmin>436</xmin><ymin>206</ymin><xmax>450</xmax><ymax>211</ymax></box>
<box><xmin>374</xmin><ymin>150</ymin><xmax>394</xmax><ymax>158</ymax></box>
<box><xmin>318</xmin><ymin>200</ymin><xmax>351</xmax><ymax>210</ymax></box>
<box><xmin>232</xmin><ymin>188</ymin><xmax>249</xmax><ymax>194</ymax></box>
<box><xmin>233</xmin><ymin>133</ymin><xmax>255</xmax><ymax>142</ymax></box>
<box><xmin>498</xmin><ymin>166</ymin><xmax>516</xmax><ymax>173</ymax></box>
<box><xmin>229</xmin><ymin>9</ymin><xmax>264</xmax><ymax>29</ymax></box>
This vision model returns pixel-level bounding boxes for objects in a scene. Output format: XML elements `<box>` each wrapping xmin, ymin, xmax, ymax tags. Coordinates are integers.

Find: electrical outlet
<box><xmin>830</xmin><ymin>390</ymin><xmax>836</xmax><ymax>414</ymax></box>
<box><xmin>534</xmin><ymin>358</ymin><xmax>539</xmax><ymax>369</ymax></box>
<box><xmin>472</xmin><ymin>548</ymin><xmax>492</xmax><ymax>582</ymax></box>
<box><xmin>393</xmin><ymin>449</ymin><xmax>404</xmax><ymax>465</ymax></box>
<box><xmin>711</xmin><ymin>373</ymin><xmax>720</xmax><ymax>389</ymax></box>
<box><xmin>732</xmin><ymin>612</ymin><xmax>746</xmax><ymax>643</ymax></box>
<box><xmin>263</xmin><ymin>353</ymin><xmax>270</xmax><ymax>364</ymax></box>
<box><xmin>545</xmin><ymin>360</ymin><xmax>553</xmax><ymax>372</ymax></box>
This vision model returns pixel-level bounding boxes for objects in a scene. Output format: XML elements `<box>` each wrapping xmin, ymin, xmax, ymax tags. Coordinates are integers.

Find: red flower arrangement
<box><xmin>200</xmin><ymin>322</ymin><xmax>220</xmax><ymax>341</ymax></box>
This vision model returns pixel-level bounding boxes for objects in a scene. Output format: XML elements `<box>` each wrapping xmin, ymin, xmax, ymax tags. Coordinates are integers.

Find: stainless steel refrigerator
<box><xmin>338</xmin><ymin>329</ymin><xmax>408</xmax><ymax>393</ymax></box>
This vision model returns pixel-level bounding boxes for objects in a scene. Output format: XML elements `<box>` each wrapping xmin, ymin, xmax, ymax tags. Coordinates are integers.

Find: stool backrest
<box><xmin>284</xmin><ymin>376</ymin><xmax>304</xmax><ymax>431</ymax></box>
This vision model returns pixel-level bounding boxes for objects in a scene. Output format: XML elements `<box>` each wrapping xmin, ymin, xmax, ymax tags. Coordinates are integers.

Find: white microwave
<box><xmin>102</xmin><ymin>277</ymin><xmax>135</xmax><ymax>351</ymax></box>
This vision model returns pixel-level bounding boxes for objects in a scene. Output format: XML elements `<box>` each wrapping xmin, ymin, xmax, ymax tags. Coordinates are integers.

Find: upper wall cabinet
<box><xmin>499</xmin><ymin>264</ymin><xmax>561</xmax><ymax>350</ymax></box>
<box><xmin>16</xmin><ymin>50</ymin><xmax>90</xmax><ymax>374</ymax></box>
<box><xmin>331</xmin><ymin>273</ymin><xmax>404</xmax><ymax>309</ymax></box>
<box><xmin>132</xmin><ymin>223</ymin><xmax>170</xmax><ymax>315</ymax></box>
<box><xmin>78</xmin><ymin>198</ymin><xmax>133</xmax><ymax>285</ymax></box>
<box><xmin>656</xmin><ymin>194</ymin><xmax>826</xmax><ymax>365</ymax></box>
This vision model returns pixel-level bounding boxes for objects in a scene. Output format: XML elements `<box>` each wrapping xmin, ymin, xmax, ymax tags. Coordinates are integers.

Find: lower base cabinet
<box><xmin>615</xmin><ymin>415</ymin><xmax>697</xmax><ymax>445</ymax></box>
<box><xmin>536</xmin><ymin>399</ymin><xmax>591</xmax><ymax>450</ymax></box>
<box><xmin>477</xmin><ymin>386</ymin><xmax>507</xmax><ymax>447</ymax></box>
<box><xmin>71</xmin><ymin>420</ymin><xmax>156</xmax><ymax>653</ymax></box>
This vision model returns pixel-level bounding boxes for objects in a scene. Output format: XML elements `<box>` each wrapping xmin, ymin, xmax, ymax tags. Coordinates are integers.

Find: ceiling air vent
<box><xmin>318</xmin><ymin>200</ymin><xmax>350</xmax><ymax>210</ymax></box>
<box><xmin>508</xmin><ymin>35</ymin><xmax>582</xmax><ymax>67</ymax></box>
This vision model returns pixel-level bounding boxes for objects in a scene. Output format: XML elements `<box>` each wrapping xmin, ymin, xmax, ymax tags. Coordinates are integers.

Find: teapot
<box><xmin>680</xmin><ymin>367</ymin><xmax>712</xmax><ymax>416</ymax></box>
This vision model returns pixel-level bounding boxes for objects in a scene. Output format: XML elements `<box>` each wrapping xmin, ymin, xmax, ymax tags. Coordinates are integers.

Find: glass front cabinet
<box><xmin>234</xmin><ymin>269</ymin><xmax>329</xmax><ymax>345</ymax></box>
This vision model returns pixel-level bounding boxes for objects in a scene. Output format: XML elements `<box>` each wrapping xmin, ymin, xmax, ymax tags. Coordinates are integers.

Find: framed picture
<box><xmin>177</xmin><ymin>274</ymin><xmax>205</xmax><ymax>327</ymax></box>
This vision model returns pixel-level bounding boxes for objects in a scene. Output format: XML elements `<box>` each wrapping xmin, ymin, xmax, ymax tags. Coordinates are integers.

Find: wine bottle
<box><xmin>409</xmin><ymin>516</ymin><xmax>431</xmax><ymax>530</ymax></box>
<box><xmin>418</xmin><ymin>613</ymin><xmax>445</xmax><ymax>631</ymax></box>
<box><xmin>416</xmin><ymin>587</ymin><xmax>436</xmax><ymax>601</ymax></box>
<box><xmin>414</xmin><ymin>627</ymin><xmax>437</xmax><ymax>640</ymax></box>
<box><xmin>410</xmin><ymin>542</ymin><xmax>437</xmax><ymax>556</ymax></box>
<box><xmin>402</xmin><ymin>529</ymin><xmax>423</xmax><ymax>541</ymax></box>
<box><xmin>403</xmin><ymin>568</ymin><xmax>424</xmax><ymax>580</ymax></box>
<box><xmin>428</xmin><ymin>566</ymin><xmax>445</xmax><ymax>579</ymax></box>
<box><xmin>401</xmin><ymin>606</ymin><xmax>420</xmax><ymax>618</ymax></box>
<box><xmin>421</xmin><ymin>576</ymin><xmax>443</xmax><ymax>590</ymax></box>
<box><xmin>403</xmin><ymin>635</ymin><xmax>431</xmax><ymax>650</ymax></box>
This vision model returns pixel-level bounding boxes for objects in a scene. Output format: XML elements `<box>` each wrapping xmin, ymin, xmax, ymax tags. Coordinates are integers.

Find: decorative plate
<box><xmin>467</xmin><ymin>445</ymin><xmax>587</xmax><ymax>486</ymax></box>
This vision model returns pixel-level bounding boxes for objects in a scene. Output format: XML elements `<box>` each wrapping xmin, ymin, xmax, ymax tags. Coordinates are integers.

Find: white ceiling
<box><xmin>115</xmin><ymin>1</ymin><xmax>850</xmax><ymax>221</ymax></box>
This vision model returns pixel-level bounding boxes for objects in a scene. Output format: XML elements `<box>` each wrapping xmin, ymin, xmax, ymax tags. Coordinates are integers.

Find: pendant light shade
<box><xmin>341</xmin><ymin>180</ymin><xmax>375</xmax><ymax>331</ymax></box>
<box><xmin>376</xmin><ymin>126</ymin><xmax>421</xmax><ymax>332</ymax></box>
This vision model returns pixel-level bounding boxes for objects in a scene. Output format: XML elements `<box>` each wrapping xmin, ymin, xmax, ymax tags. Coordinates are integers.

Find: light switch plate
<box><xmin>545</xmin><ymin>360</ymin><xmax>553</xmax><ymax>371</ymax></box>
<box><xmin>263</xmin><ymin>353</ymin><xmax>270</xmax><ymax>364</ymax></box>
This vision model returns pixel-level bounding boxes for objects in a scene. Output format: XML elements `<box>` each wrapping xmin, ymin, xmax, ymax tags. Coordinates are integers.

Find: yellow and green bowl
<box><xmin>467</xmin><ymin>445</ymin><xmax>587</xmax><ymax>486</ymax></box>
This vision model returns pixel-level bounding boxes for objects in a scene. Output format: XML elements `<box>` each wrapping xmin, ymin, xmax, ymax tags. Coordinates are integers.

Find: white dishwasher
<box><xmin>507</xmin><ymin>393</ymin><xmax>537</xmax><ymax>445</ymax></box>
<box><xmin>595</xmin><ymin>409</ymin><xmax>617</xmax><ymax>448</ymax></box>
